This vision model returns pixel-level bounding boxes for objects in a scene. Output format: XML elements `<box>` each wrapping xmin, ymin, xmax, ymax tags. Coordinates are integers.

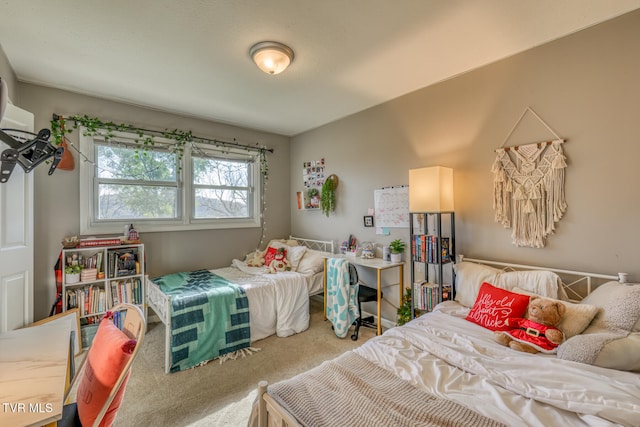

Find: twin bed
<box><xmin>146</xmin><ymin>236</ymin><xmax>334</xmax><ymax>373</ymax></box>
<box><xmin>251</xmin><ymin>257</ymin><xmax>640</xmax><ymax>427</ymax></box>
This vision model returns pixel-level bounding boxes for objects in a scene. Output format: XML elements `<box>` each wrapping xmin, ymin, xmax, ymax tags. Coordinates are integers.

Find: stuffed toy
<box><xmin>495</xmin><ymin>296</ymin><xmax>566</xmax><ymax>354</ymax></box>
<box><xmin>245</xmin><ymin>249</ymin><xmax>266</xmax><ymax>267</ymax></box>
<box><xmin>267</xmin><ymin>248</ymin><xmax>291</xmax><ymax>273</ymax></box>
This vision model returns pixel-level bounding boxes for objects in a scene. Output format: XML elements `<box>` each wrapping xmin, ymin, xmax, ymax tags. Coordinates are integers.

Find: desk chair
<box><xmin>349</xmin><ymin>264</ymin><xmax>381</xmax><ymax>341</ymax></box>
<box><xmin>57</xmin><ymin>303</ymin><xmax>146</xmax><ymax>427</ymax></box>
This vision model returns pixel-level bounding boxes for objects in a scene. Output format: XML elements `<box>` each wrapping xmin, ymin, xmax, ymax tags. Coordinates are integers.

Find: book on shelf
<box><xmin>413</xmin><ymin>281</ymin><xmax>442</xmax><ymax>312</ymax></box>
<box><xmin>441</xmin><ymin>237</ymin><xmax>451</xmax><ymax>263</ymax></box>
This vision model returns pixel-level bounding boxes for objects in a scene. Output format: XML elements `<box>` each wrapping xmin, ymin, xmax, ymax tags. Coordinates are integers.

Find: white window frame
<box><xmin>79</xmin><ymin>128</ymin><xmax>262</xmax><ymax>234</ymax></box>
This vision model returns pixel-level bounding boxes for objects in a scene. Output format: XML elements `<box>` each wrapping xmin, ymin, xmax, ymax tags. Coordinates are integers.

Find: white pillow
<box><xmin>296</xmin><ymin>249</ymin><xmax>333</xmax><ymax>275</ymax></box>
<box><xmin>453</xmin><ymin>262</ymin><xmax>502</xmax><ymax>308</ymax></box>
<box><xmin>511</xmin><ymin>287</ymin><xmax>599</xmax><ymax>338</ymax></box>
<box><xmin>268</xmin><ymin>241</ymin><xmax>307</xmax><ymax>271</ymax></box>
<box><xmin>493</xmin><ymin>270</ymin><xmax>564</xmax><ymax>299</ymax></box>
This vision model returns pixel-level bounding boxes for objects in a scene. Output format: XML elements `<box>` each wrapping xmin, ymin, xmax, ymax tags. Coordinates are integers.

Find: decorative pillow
<box><xmin>263</xmin><ymin>246</ymin><xmax>282</xmax><ymax>267</ymax></box>
<box><xmin>511</xmin><ymin>287</ymin><xmax>599</xmax><ymax>338</ymax></box>
<box><xmin>77</xmin><ymin>318</ymin><xmax>137</xmax><ymax>426</ymax></box>
<box><xmin>557</xmin><ymin>282</ymin><xmax>640</xmax><ymax>371</ymax></box>
<box><xmin>465</xmin><ymin>282</ymin><xmax>531</xmax><ymax>331</ymax></box>
<box><xmin>296</xmin><ymin>249</ymin><xmax>334</xmax><ymax>275</ymax></box>
<box><xmin>492</xmin><ymin>270</ymin><xmax>565</xmax><ymax>300</ymax></box>
<box><xmin>453</xmin><ymin>262</ymin><xmax>502</xmax><ymax>308</ymax></box>
<box><xmin>268</xmin><ymin>241</ymin><xmax>307</xmax><ymax>271</ymax></box>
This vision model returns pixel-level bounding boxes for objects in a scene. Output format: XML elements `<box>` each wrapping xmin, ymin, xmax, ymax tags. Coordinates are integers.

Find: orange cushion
<box><xmin>77</xmin><ymin>317</ymin><xmax>136</xmax><ymax>427</ymax></box>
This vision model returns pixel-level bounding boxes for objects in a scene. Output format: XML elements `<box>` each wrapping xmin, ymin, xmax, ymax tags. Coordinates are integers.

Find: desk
<box><xmin>0</xmin><ymin>321</ymin><xmax>71</xmax><ymax>427</ymax></box>
<box><xmin>324</xmin><ymin>257</ymin><xmax>404</xmax><ymax>335</ymax></box>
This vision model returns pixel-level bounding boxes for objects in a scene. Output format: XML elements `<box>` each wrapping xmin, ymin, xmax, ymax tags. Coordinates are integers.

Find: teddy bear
<box><xmin>267</xmin><ymin>248</ymin><xmax>291</xmax><ymax>273</ymax></box>
<box><xmin>495</xmin><ymin>296</ymin><xmax>566</xmax><ymax>354</ymax></box>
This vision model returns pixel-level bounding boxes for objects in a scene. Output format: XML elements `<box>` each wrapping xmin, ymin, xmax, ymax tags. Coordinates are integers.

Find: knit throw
<box><xmin>492</xmin><ymin>140</ymin><xmax>567</xmax><ymax>248</ymax></box>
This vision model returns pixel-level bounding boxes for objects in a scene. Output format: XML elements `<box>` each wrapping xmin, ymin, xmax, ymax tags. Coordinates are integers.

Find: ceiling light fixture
<box><xmin>249</xmin><ymin>41</ymin><xmax>294</xmax><ymax>75</ymax></box>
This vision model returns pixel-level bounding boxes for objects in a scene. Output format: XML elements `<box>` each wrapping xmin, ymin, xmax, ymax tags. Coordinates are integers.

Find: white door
<box><xmin>0</xmin><ymin>104</ymin><xmax>34</xmax><ymax>331</ymax></box>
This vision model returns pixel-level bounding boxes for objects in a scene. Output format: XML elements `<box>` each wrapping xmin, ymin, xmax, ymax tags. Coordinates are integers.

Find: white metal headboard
<box><xmin>458</xmin><ymin>255</ymin><xmax>622</xmax><ymax>301</ymax></box>
<box><xmin>290</xmin><ymin>236</ymin><xmax>334</xmax><ymax>254</ymax></box>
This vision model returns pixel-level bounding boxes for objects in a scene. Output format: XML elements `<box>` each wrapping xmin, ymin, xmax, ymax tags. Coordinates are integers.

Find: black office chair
<box><xmin>349</xmin><ymin>263</ymin><xmax>381</xmax><ymax>341</ymax></box>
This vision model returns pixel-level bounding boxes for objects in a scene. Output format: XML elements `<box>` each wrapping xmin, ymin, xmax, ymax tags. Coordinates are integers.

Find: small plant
<box><xmin>307</xmin><ymin>188</ymin><xmax>319</xmax><ymax>198</ymax></box>
<box><xmin>397</xmin><ymin>288</ymin><xmax>413</xmax><ymax>326</ymax></box>
<box><xmin>389</xmin><ymin>239</ymin><xmax>405</xmax><ymax>254</ymax></box>
<box><xmin>64</xmin><ymin>265</ymin><xmax>82</xmax><ymax>275</ymax></box>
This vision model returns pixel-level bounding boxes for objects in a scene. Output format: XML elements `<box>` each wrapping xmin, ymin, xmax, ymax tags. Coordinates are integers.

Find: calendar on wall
<box><xmin>374</xmin><ymin>186</ymin><xmax>410</xmax><ymax>228</ymax></box>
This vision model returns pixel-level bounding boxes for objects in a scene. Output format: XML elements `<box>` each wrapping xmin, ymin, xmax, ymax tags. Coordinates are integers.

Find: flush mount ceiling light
<box><xmin>250</xmin><ymin>41</ymin><xmax>294</xmax><ymax>75</ymax></box>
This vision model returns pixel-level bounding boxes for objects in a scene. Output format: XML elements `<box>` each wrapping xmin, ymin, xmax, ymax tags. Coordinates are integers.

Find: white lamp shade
<box><xmin>409</xmin><ymin>166</ymin><xmax>454</xmax><ymax>212</ymax></box>
<box><xmin>250</xmin><ymin>42</ymin><xmax>294</xmax><ymax>75</ymax></box>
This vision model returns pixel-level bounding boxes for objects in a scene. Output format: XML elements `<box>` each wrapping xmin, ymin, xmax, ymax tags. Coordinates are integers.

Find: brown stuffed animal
<box><xmin>495</xmin><ymin>297</ymin><xmax>566</xmax><ymax>354</ymax></box>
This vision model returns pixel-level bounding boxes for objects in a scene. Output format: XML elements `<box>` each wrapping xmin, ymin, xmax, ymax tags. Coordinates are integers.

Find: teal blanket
<box><xmin>152</xmin><ymin>269</ymin><xmax>250</xmax><ymax>372</ymax></box>
<box><xmin>326</xmin><ymin>258</ymin><xmax>359</xmax><ymax>338</ymax></box>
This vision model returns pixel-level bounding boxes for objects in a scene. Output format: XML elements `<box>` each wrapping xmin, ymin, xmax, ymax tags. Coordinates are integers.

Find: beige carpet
<box><xmin>114</xmin><ymin>296</ymin><xmax>376</xmax><ymax>426</ymax></box>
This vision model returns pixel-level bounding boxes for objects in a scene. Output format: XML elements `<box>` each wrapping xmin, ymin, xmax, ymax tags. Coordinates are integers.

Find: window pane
<box><xmin>194</xmin><ymin>188</ymin><xmax>248</xmax><ymax>218</ymax></box>
<box><xmin>97</xmin><ymin>144</ymin><xmax>176</xmax><ymax>181</ymax></box>
<box><xmin>193</xmin><ymin>157</ymin><xmax>248</xmax><ymax>186</ymax></box>
<box><xmin>98</xmin><ymin>184</ymin><xmax>177</xmax><ymax>219</ymax></box>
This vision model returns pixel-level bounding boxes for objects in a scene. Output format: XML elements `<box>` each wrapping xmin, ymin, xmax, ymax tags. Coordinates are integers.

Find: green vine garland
<box><xmin>320</xmin><ymin>175</ymin><xmax>337</xmax><ymax>217</ymax></box>
<box><xmin>50</xmin><ymin>114</ymin><xmax>270</xmax><ymax>178</ymax></box>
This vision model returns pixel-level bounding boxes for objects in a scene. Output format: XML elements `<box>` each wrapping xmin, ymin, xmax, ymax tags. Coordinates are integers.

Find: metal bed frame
<box><xmin>146</xmin><ymin>236</ymin><xmax>334</xmax><ymax>373</ymax></box>
<box><xmin>253</xmin><ymin>256</ymin><xmax>623</xmax><ymax>427</ymax></box>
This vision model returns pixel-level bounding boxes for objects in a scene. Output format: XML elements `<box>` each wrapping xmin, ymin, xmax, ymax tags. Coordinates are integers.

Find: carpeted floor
<box><xmin>114</xmin><ymin>295</ymin><xmax>376</xmax><ymax>426</ymax></box>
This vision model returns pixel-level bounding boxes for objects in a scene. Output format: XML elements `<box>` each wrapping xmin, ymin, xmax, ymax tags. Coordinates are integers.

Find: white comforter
<box><xmin>215</xmin><ymin>260</ymin><xmax>322</xmax><ymax>342</ymax></box>
<box><xmin>355</xmin><ymin>302</ymin><xmax>640</xmax><ymax>427</ymax></box>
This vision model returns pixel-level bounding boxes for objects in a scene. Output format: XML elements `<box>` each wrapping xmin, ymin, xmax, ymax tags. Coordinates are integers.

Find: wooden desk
<box><xmin>0</xmin><ymin>321</ymin><xmax>71</xmax><ymax>427</ymax></box>
<box><xmin>324</xmin><ymin>257</ymin><xmax>404</xmax><ymax>335</ymax></box>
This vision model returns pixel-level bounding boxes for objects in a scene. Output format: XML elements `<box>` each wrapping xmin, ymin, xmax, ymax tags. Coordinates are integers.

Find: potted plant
<box><xmin>397</xmin><ymin>288</ymin><xmax>413</xmax><ymax>326</ymax></box>
<box><xmin>306</xmin><ymin>188</ymin><xmax>320</xmax><ymax>209</ymax></box>
<box><xmin>389</xmin><ymin>239</ymin><xmax>405</xmax><ymax>262</ymax></box>
<box><xmin>65</xmin><ymin>264</ymin><xmax>82</xmax><ymax>284</ymax></box>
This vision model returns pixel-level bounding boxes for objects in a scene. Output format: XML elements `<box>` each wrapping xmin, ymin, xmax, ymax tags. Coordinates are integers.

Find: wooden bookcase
<box><xmin>61</xmin><ymin>243</ymin><xmax>145</xmax><ymax>347</ymax></box>
<box><xmin>410</xmin><ymin>212</ymin><xmax>455</xmax><ymax>318</ymax></box>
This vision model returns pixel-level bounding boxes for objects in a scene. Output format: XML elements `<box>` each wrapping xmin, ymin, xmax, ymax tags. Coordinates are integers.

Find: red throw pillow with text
<box><xmin>466</xmin><ymin>282</ymin><xmax>531</xmax><ymax>331</ymax></box>
<box><xmin>264</xmin><ymin>246</ymin><xmax>286</xmax><ymax>266</ymax></box>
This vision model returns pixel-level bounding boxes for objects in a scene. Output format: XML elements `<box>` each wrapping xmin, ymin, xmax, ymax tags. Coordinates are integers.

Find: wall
<box><xmin>0</xmin><ymin>45</ymin><xmax>18</xmax><ymax>104</ymax></box>
<box><xmin>18</xmin><ymin>84</ymin><xmax>291</xmax><ymax>320</ymax></box>
<box><xmin>291</xmin><ymin>10</ymin><xmax>640</xmax><ymax>322</ymax></box>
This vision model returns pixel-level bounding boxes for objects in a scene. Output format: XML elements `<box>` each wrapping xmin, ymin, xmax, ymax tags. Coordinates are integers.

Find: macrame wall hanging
<box><xmin>492</xmin><ymin>107</ymin><xmax>567</xmax><ymax>248</ymax></box>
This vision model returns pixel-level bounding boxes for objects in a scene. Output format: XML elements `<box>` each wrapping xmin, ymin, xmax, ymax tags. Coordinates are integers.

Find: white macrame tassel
<box><xmin>492</xmin><ymin>142</ymin><xmax>567</xmax><ymax>248</ymax></box>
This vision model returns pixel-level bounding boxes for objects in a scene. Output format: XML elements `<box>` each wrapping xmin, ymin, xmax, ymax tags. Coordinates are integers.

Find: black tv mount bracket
<box><xmin>0</xmin><ymin>128</ymin><xmax>64</xmax><ymax>183</ymax></box>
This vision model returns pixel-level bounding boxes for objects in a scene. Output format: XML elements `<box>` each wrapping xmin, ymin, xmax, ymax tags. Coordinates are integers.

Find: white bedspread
<box><xmin>355</xmin><ymin>301</ymin><xmax>640</xmax><ymax>427</ymax></box>
<box><xmin>215</xmin><ymin>260</ymin><xmax>321</xmax><ymax>342</ymax></box>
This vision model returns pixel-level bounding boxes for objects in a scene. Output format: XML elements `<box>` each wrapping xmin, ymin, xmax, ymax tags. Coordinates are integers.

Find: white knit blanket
<box><xmin>267</xmin><ymin>351</ymin><xmax>505</xmax><ymax>427</ymax></box>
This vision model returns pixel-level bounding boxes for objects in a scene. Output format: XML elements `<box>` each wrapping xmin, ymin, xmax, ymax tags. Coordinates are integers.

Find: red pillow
<box><xmin>77</xmin><ymin>318</ymin><xmax>137</xmax><ymax>427</ymax></box>
<box><xmin>466</xmin><ymin>282</ymin><xmax>530</xmax><ymax>331</ymax></box>
<box><xmin>264</xmin><ymin>246</ymin><xmax>286</xmax><ymax>266</ymax></box>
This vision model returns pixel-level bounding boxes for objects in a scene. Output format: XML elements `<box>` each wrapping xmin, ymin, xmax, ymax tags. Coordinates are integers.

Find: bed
<box><xmin>251</xmin><ymin>257</ymin><xmax>640</xmax><ymax>427</ymax></box>
<box><xmin>146</xmin><ymin>236</ymin><xmax>334</xmax><ymax>373</ymax></box>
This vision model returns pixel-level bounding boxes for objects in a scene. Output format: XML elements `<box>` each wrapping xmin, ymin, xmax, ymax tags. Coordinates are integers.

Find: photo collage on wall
<box><xmin>297</xmin><ymin>158</ymin><xmax>325</xmax><ymax>210</ymax></box>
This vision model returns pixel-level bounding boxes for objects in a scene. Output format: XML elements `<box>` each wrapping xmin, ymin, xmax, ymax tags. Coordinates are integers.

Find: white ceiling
<box><xmin>1</xmin><ymin>1</ymin><xmax>639</xmax><ymax>136</ymax></box>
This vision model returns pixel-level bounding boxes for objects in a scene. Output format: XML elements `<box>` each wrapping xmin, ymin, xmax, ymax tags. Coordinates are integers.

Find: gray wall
<box><xmin>0</xmin><ymin>45</ymin><xmax>18</xmax><ymax>104</ymax></box>
<box><xmin>291</xmin><ymin>10</ymin><xmax>640</xmax><ymax>321</ymax></box>
<box><xmin>17</xmin><ymin>84</ymin><xmax>291</xmax><ymax>320</ymax></box>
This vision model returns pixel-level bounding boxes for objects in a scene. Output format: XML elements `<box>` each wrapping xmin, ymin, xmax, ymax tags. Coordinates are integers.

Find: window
<box><xmin>80</xmin><ymin>129</ymin><xmax>261</xmax><ymax>234</ymax></box>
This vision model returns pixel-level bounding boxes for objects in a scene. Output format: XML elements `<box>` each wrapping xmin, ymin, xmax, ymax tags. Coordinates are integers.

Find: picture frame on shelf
<box><xmin>363</xmin><ymin>215</ymin><xmax>374</xmax><ymax>227</ymax></box>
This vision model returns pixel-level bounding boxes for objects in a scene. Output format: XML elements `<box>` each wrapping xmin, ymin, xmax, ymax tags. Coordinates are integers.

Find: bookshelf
<box><xmin>410</xmin><ymin>212</ymin><xmax>455</xmax><ymax>318</ymax></box>
<box><xmin>61</xmin><ymin>243</ymin><xmax>145</xmax><ymax>347</ymax></box>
